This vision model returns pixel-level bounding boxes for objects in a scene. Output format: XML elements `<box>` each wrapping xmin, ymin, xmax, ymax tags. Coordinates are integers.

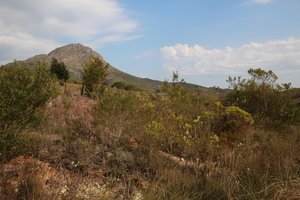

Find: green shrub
<box><xmin>0</xmin><ymin>128</ymin><xmax>38</xmax><ymax>163</ymax></box>
<box><xmin>112</xmin><ymin>81</ymin><xmax>127</xmax><ymax>89</ymax></box>
<box><xmin>0</xmin><ymin>62</ymin><xmax>58</xmax><ymax>129</ymax></box>
<box><xmin>0</xmin><ymin>62</ymin><xmax>57</xmax><ymax>163</ymax></box>
<box><xmin>81</xmin><ymin>56</ymin><xmax>108</xmax><ymax>98</ymax></box>
<box><xmin>224</xmin><ymin>106</ymin><xmax>254</xmax><ymax>132</ymax></box>
<box><xmin>98</xmin><ymin>89</ymin><xmax>139</xmax><ymax>114</ymax></box>
<box><xmin>226</xmin><ymin>68</ymin><xmax>299</xmax><ymax>127</ymax></box>
<box><xmin>124</xmin><ymin>84</ymin><xmax>139</xmax><ymax>91</ymax></box>
<box><xmin>212</xmin><ymin>104</ymin><xmax>254</xmax><ymax>138</ymax></box>
<box><xmin>112</xmin><ymin>81</ymin><xmax>139</xmax><ymax>91</ymax></box>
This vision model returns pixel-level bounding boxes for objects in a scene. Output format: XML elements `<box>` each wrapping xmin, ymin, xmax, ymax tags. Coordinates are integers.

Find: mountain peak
<box><xmin>45</xmin><ymin>43</ymin><xmax>104</xmax><ymax>79</ymax></box>
<box><xmin>52</xmin><ymin>43</ymin><xmax>89</xmax><ymax>50</ymax></box>
<box><xmin>10</xmin><ymin>43</ymin><xmax>204</xmax><ymax>92</ymax></box>
<box><xmin>48</xmin><ymin>43</ymin><xmax>100</xmax><ymax>58</ymax></box>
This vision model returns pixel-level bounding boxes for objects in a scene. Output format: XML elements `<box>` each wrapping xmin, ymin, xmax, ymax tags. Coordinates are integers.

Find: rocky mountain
<box><xmin>7</xmin><ymin>43</ymin><xmax>213</xmax><ymax>92</ymax></box>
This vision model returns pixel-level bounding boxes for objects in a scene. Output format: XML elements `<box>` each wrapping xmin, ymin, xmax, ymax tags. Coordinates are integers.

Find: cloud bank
<box><xmin>0</xmin><ymin>0</ymin><xmax>138</xmax><ymax>64</ymax></box>
<box><xmin>160</xmin><ymin>37</ymin><xmax>300</xmax><ymax>76</ymax></box>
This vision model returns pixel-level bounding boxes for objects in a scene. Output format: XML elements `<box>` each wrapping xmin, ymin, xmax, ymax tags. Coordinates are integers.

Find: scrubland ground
<box><xmin>1</xmin><ymin>67</ymin><xmax>300</xmax><ymax>199</ymax></box>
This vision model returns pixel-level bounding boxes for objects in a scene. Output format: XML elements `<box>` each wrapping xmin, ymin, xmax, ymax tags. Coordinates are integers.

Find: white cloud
<box><xmin>160</xmin><ymin>37</ymin><xmax>300</xmax><ymax>76</ymax></box>
<box><xmin>0</xmin><ymin>0</ymin><xmax>138</xmax><ymax>64</ymax></box>
<box><xmin>0</xmin><ymin>30</ymin><xmax>60</xmax><ymax>64</ymax></box>
<box><xmin>248</xmin><ymin>0</ymin><xmax>272</xmax><ymax>4</ymax></box>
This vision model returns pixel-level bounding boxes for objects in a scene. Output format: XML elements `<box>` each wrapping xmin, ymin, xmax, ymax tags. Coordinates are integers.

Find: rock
<box><xmin>128</xmin><ymin>137</ymin><xmax>139</xmax><ymax>149</ymax></box>
<box><xmin>106</xmin><ymin>152</ymin><xmax>113</xmax><ymax>159</ymax></box>
<box><xmin>132</xmin><ymin>191</ymin><xmax>144</xmax><ymax>200</ymax></box>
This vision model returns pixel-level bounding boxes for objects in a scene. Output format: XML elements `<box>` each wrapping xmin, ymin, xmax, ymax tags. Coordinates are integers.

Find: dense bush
<box><xmin>226</xmin><ymin>68</ymin><xmax>299</xmax><ymax>127</ymax></box>
<box><xmin>112</xmin><ymin>81</ymin><xmax>127</xmax><ymax>89</ymax></box>
<box><xmin>213</xmin><ymin>104</ymin><xmax>254</xmax><ymax>135</ymax></box>
<box><xmin>112</xmin><ymin>81</ymin><xmax>139</xmax><ymax>91</ymax></box>
<box><xmin>81</xmin><ymin>56</ymin><xmax>108</xmax><ymax>98</ymax></box>
<box><xmin>0</xmin><ymin>62</ymin><xmax>57</xmax><ymax>163</ymax></box>
<box><xmin>224</xmin><ymin>106</ymin><xmax>254</xmax><ymax>131</ymax></box>
<box><xmin>0</xmin><ymin>63</ymin><xmax>57</xmax><ymax>128</ymax></box>
<box><xmin>0</xmin><ymin>128</ymin><xmax>38</xmax><ymax>164</ymax></box>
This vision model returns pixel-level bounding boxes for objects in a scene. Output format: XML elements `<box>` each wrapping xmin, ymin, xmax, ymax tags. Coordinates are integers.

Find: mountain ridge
<box><xmin>5</xmin><ymin>43</ymin><xmax>214</xmax><ymax>92</ymax></box>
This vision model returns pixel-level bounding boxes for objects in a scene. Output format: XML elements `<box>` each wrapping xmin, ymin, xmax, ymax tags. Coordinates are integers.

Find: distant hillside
<box><xmin>5</xmin><ymin>43</ymin><xmax>217</xmax><ymax>92</ymax></box>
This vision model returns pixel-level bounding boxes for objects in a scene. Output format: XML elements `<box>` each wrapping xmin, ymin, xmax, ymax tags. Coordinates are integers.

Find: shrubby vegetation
<box><xmin>1</xmin><ymin>65</ymin><xmax>299</xmax><ymax>199</ymax></box>
<box><xmin>0</xmin><ymin>62</ymin><xmax>57</xmax><ymax>163</ymax></box>
<box><xmin>81</xmin><ymin>56</ymin><xmax>108</xmax><ymax>98</ymax></box>
<box><xmin>0</xmin><ymin>62</ymin><xmax>57</xmax><ymax>129</ymax></box>
<box><xmin>91</xmin><ymin>71</ymin><xmax>299</xmax><ymax>199</ymax></box>
<box><xmin>112</xmin><ymin>81</ymin><xmax>139</xmax><ymax>91</ymax></box>
<box><xmin>226</xmin><ymin>68</ymin><xmax>299</xmax><ymax>127</ymax></box>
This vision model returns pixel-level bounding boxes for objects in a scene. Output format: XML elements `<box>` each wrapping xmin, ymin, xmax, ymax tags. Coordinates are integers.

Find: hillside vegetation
<box><xmin>0</xmin><ymin>60</ymin><xmax>300</xmax><ymax>200</ymax></box>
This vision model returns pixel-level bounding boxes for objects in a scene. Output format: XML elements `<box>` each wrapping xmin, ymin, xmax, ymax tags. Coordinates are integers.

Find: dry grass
<box><xmin>1</xmin><ymin>83</ymin><xmax>299</xmax><ymax>199</ymax></box>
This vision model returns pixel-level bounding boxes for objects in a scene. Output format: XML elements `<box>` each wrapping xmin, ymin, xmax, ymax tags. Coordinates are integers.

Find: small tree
<box><xmin>50</xmin><ymin>58</ymin><xmax>69</xmax><ymax>92</ymax></box>
<box><xmin>81</xmin><ymin>56</ymin><xmax>108</xmax><ymax>98</ymax></box>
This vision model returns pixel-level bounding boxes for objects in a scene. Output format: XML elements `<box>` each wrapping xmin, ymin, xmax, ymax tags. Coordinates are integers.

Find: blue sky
<box><xmin>0</xmin><ymin>0</ymin><xmax>299</xmax><ymax>87</ymax></box>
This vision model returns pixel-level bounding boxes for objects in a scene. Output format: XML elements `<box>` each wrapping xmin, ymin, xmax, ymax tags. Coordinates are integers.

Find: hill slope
<box><xmin>7</xmin><ymin>43</ymin><xmax>211</xmax><ymax>92</ymax></box>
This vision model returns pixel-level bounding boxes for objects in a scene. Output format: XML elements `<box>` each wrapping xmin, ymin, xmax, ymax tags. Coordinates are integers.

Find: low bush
<box><xmin>213</xmin><ymin>104</ymin><xmax>254</xmax><ymax>137</ymax></box>
<box><xmin>0</xmin><ymin>128</ymin><xmax>38</xmax><ymax>164</ymax></box>
<box><xmin>226</xmin><ymin>68</ymin><xmax>300</xmax><ymax>127</ymax></box>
